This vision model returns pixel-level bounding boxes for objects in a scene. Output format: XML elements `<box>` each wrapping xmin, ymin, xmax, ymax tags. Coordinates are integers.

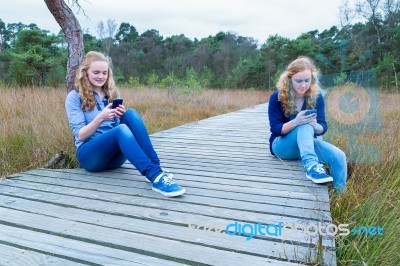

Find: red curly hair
<box><xmin>276</xmin><ymin>56</ymin><xmax>320</xmax><ymax>116</ymax></box>
<box><xmin>75</xmin><ymin>51</ymin><xmax>119</xmax><ymax>111</ymax></box>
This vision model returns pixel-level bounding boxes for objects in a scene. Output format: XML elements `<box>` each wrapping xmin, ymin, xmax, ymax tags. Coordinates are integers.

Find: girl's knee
<box><xmin>125</xmin><ymin>109</ymin><xmax>140</xmax><ymax>119</ymax></box>
<box><xmin>335</xmin><ymin>148</ymin><xmax>347</xmax><ymax>162</ymax></box>
<box><xmin>298</xmin><ymin>124</ymin><xmax>313</xmax><ymax>130</ymax></box>
<box><xmin>272</xmin><ymin>138</ymin><xmax>300</xmax><ymax>159</ymax></box>
<box><xmin>296</xmin><ymin>124</ymin><xmax>314</xmax><ymax>135</ymax></box>
<box><xmin>115</xmin><ymin>123</ymin><xmax>131</xmax><ymax>136</ymax></box>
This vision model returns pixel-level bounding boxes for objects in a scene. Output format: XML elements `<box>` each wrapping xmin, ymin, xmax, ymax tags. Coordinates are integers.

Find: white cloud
<box><xmin>1</xmin><ymin>0</ymin><xmax>344</xmax><ymax>44</ymax></box>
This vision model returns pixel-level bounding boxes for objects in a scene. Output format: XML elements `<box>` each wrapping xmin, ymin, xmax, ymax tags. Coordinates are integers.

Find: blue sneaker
<box><xmin>306</xmin><ymin>164</ymin><xmax>333</xmax><ymax>184</ymax></box>
<box><xmin>152</xmin><ymin>172</ymin><xmax>186</xmax><ymax>197</ymax></box>
<box><xmin>145</xmin><ymin>169</ymin><xmax>172</xmax><ymax>183</ymax></box>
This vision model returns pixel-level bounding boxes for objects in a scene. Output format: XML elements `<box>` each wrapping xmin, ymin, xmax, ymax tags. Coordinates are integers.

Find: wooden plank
<box><xmin>153</xmin><ymin>158</ymin><xmax>311</xmax><ymax>180</ymax></box>
<box><xmin>0</xmin><ymin>186</ymin><xmax>333</xmax><ymax>250</ymax></box>
<box><xmin>156</xmin><ymin>153</ymin><xmax>306</xmax><ymax>170</ymax></box>
<box><xmin>154</xmin><ymin>144</ymin><xmax>282</xmax><ymax>160</ymax></box>
<box><xmin>155</xmin><ymin>149</ymin><xmax>304</xmax><ymax>171</ymax></box>
<box><xmin>152</xmin><ymin>133</ymin><xmax>270</xmax><ymax>142</ymax></box>
<box><xmin>13</xmin><ymin>168</ymin><xmax>330</xmax><ymax>203</ymax></box>
<box><xmin>42</xmin><ymin>163</ymin><xmax>322</xmax><ymax>194</ymax></box>
<box><xmin>150</xmin><ymin>138</ymin><xmax>269</xmax><ymax>149</ymax></box>
<box><xmin>153</xmin><ymin>146</ymin><xmax>302</xmax><ymax>166</ymax></box>
<box><xmin>0</xmin><ymin>175</ymin><xmax>335</xmax><ymax>251</ymax></box>
<box><xmin>8</xmin><ymin>171</ymin><xmax>328</xmax><ymax>210</ymax></box>
<box><xmin>97</xmin><ymin>163</ymin><xmax>323</xmax><ymax>190</ymax></box>
<box><xmin>1</xmin><ymin>175</ymin><xmax>331</xmax><ymax>225</ymax></box>
<box><xmin>0</xmin><ymin>195</ymin><xmax>335</xmax><ymax>255</ymax></box>
<box><xmin>0</xmin><ymin>243</ymin><xmax>87</xmax><ymax>266</ymax></box>
<box><xmin>53</xmin><ymin>168</ymin><xmax>331</xmax><ymax>212</ymax></box>
<box><xmin>0</xmin><ymin>226</ymin><xmax>185</xmax><ymax>266</ymax></box>
<box><xmin>8</xmin><ymin>169</ymin><xmax>331</xmax><ymax>219</ymax></box>
<box><xmin>0</xmin><ymin>208</ymin><xmax>311</xmax><ymax>265</ymax></box>
<box><xmin>122</xmin><ymin>159</ymin><xmax>330</xmax><ymax>190</ymax></box>
<box><xmin>0</xmin><ymin>102</ymin><xmax>336</xmax><ymax>265</ymax></box>
<box><xmin>125</xmin><ymin>160</ymin><xmax>308</xmax><ymax>181</ymax></box>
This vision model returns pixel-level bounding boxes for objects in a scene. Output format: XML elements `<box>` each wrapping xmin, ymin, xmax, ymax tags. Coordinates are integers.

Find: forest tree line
<box><xmin>0</xmin><ymin>0</ymin><xmax>399</xmax><ymax>90</ymax></box>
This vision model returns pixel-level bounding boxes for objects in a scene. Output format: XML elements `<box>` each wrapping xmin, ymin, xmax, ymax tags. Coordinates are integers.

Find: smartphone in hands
<box><xmin>305</xmin><ymin>109</ymin><xmax>317</xmax><ymax>116</ymax></box>
<box><xmin>111</xmin><ymin>98</ymin><xmax>123</xmax><ymax>109</ymax></box>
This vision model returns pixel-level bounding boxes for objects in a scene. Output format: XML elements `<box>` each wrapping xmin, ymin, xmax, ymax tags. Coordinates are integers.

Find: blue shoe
<box><xmin>152</xmin><ymin>172</ymin><xmax>186</xmax><ymax>197</ymax></box>
<box><xmin>145</xmin><ymin>169</ymin><xmax>173</xmax><ymax>183</ymax></box>
<box><xmin>306</xmin><ymin>164</ymin><xmax>333</xmax><ymax>184</ymax></box>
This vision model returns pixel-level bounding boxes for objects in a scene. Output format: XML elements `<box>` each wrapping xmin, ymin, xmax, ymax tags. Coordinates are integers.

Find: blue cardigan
<box><xmin>268</xmin><ymin>91</ymin><xmax>328</xmax><ymax>155</ymax></box>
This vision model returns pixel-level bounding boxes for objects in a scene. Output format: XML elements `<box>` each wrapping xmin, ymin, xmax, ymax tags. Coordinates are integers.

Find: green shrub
<box><xmin>128</xmin><ymin>76</ymin><xmax>141</xmax><ymax>87</ymax></box>
<box><xmin>159</xmin><ymin>73</ymin><xmax>179</xmax><ymax>89</ymax></box>
<box><xmin>146</xmin><ymin>72</ymin><xmax>159</xmax><ymax>87</ymax></box>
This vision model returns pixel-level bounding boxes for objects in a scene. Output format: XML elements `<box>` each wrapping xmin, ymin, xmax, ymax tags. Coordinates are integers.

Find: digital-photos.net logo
<box><xmin>224</xmin><ymin>221</ymin><xmax>384</xmax><ymax>241</ymax></box>
<box><xmin>188</xmin><ymin>221</ymin><xmax>384</xmax><ymax>241</ymax></box>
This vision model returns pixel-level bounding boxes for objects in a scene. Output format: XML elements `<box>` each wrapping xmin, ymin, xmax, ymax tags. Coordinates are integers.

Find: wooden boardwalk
<box><xmin>0</xmin><ymin>103</ymin><xmax>337</xmax><ymax>266</ymax></box>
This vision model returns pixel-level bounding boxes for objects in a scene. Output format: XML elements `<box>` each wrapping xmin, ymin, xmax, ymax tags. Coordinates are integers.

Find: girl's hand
<box><xmin>308</xmin><ymin>115</ymin><xmax>318</xmax><ymax>128</ymax></box>
<box><xmin>292</xmin><ymin>110</ymin><xmax>316</xmax><ymax>127</ymax></box>
<box><xmin>98</xmin><ymin>103</ymin><xmax>118</xmax><ymax>120</ymax></box>
<box><xmin>114</xmin><ymin>104</ymin><xmax>125</xmax><ymax>118</ymax></box>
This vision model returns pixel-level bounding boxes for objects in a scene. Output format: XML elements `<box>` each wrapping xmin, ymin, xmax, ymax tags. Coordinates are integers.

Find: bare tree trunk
<box><xmin>393</xmin><ymin>62</ymin><xmax>399</xmax><ymax>90</ymax></box>
<box><xmin>44</xmin><ymin>0</ymin><xmax>84</xmax><ymax>92</ymax></box>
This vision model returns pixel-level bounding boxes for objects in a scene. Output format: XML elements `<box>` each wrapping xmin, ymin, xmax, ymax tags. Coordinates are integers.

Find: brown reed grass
<box><xmin>0</xmin><ymin>86</ymin><xmax>270</xmax><ymax>177</ymax></box>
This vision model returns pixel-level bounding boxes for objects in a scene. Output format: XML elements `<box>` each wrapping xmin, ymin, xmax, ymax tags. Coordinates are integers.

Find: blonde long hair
<box><xmin>75</xmin><ymin>51</ymin><xmax>119</xmax><ymax>111</ymax></box>
<box><xmin>276</xmin><ymin>56</ymin><xmax>320</xmax><ymax>116</ymax></box>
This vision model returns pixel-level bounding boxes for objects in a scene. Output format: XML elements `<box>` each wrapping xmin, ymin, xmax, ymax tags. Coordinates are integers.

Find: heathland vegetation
<box><xmin>1</xmin><ymin>1</ymin><xmax>400</xmax><ymax>90</ymax></box>
<box><xmin>0</xmin><ymin>87</ymin><xmax>270</xmax><ymax>176</ymax></box>
<box><xmin>1</xmin><ymin>86</ymin><xmax>398</xmax><ymax>265</ymax></box>
<box><xmin>0</xmin><ymin>0</ymin><xmax>399</xmax><ymax>265</ymax></box>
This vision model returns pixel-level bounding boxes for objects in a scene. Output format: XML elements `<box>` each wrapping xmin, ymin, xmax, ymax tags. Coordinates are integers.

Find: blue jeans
<box><xmin>272</xmin><ymin>124</ymin><xmax>347</xmax><ymax>191</ymax></box>
<box><xmin>77</xmin><ymin>109</ymin><xmax>162</xmax><ymax>182</ymax></box>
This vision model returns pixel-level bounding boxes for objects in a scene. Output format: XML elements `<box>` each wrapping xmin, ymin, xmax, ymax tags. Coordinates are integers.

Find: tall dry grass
<box><xmin>0</xmin><ymin>86</ymin><xmax>270</xmax><ymax>177</ymax></box>
<box><xmin>0</xmin><ymin>86</ymin><xmax>398</xmax><ymax>265</ymax></box>
<box><xmin>327</xmin><ymin>92</ymin><xmax>400</xmax><ymax>266</ymax></box>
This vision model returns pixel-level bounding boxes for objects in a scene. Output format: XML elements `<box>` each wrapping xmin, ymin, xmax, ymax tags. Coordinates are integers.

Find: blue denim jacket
<box><xmin>65</xmin><ymin>89</ymin><xmax>120</xmax><ymax>150</ymax></box>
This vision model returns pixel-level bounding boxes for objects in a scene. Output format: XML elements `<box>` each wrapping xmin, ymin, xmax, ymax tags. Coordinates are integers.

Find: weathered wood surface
<box><xmin>0</xmin><ymin>103</ymin><xmax>337</xmax><ymax>265</ymax></box>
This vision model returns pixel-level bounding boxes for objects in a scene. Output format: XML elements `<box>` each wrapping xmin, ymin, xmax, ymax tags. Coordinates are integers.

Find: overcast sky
<box><xmin>2</xmin><ymin>0</ymin><xmax>346</xmax><ymax>44</ymax></box>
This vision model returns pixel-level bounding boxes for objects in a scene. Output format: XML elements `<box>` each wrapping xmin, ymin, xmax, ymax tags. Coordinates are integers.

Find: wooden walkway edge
<box><xmin>0</xmin><ymin>103</ymin><xmax>337</xmax><ymax>266</ymax></box>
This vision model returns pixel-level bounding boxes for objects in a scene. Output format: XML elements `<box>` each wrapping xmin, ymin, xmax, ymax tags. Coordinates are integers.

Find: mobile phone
<box><xmin>305</xmin><ymin>109</ymin><xmax>317</xmax><ymax>115</ymax></box>
<box><xmin>111</xmin><ymin>98</ymin><xmax>123</xmax><ymax>109</ymax></box>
